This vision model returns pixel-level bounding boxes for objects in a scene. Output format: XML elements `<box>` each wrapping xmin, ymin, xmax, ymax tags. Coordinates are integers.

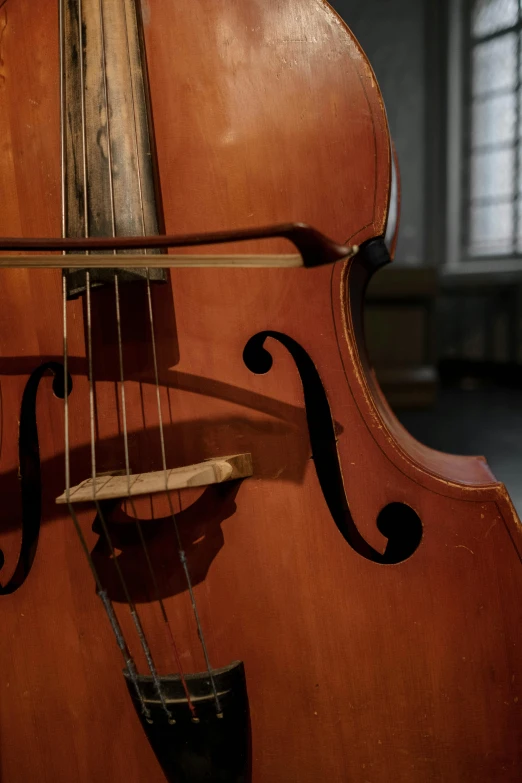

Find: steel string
<box><xmin>106</xmin><ymin>0</ymin><xmax>198</xmax><ymax>718</ymax></box>
<box><xmin>60</xmin><ymin>0</ymin><xmax>174</xmax><ymax>725</ymax></box>
<box><xmin>60</xmin><ymin>0</ymin><xmax>149</xmax><ymax>717</ymax></box>
<box><xmin>62</xmin><ymin>270</ymin><xmax>151</xmax><ymax>721</ymax></box>
<box><xmin>85</xmin><ymin>272</ymin><xmax>174</xmax><ymax>724</ymax></box>
<box><xmin>118</xmin><ymin>0</ymin><xmax>220</xmax><ymax>716</ymax></box>
<box><xmin>114</xmin><ymin>273</ymin><xmax>198</xmax><ymax>721</ymax></box>
<box><xmin>145</xmin><ymin>274</ymin><xmax>223</xmax><ymax>717</ymax></box>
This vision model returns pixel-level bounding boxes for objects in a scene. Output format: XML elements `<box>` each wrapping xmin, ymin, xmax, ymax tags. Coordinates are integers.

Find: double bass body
<box><xmin>0</xmin><ymin>1</ymin><xmax>521</xmax><ymax>781</ymax></box>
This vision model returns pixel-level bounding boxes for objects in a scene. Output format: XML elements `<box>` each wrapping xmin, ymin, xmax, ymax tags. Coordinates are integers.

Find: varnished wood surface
<box><xmin>0</xmin><ymin>2</ymin><xmax>521</xmax><ymax>782</ymax></box>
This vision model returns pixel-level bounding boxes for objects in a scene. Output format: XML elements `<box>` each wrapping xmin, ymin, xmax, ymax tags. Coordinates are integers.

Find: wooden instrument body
<box><xmin>0</xmin><ymin>2</ymin><xmax>521</xmax><ymax>781</ymax></box>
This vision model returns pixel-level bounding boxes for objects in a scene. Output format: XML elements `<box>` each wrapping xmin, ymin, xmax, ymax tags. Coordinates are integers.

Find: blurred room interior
<box><xmin>330</xmin><ymin>0</ymin><xmax>522</xmax><ymax>515</ymax></box>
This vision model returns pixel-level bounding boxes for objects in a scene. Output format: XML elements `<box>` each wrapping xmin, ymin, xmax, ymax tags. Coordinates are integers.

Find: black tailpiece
<box><xmin>124</xmin><ymin>661</ymin><xmax>250</xmax><ymax>782</ymax></box>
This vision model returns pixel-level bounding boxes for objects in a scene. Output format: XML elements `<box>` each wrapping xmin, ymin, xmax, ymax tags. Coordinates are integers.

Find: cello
<box><xmin>0</xmin><ymin>1</ymin><xmax>521</xmax><ymax>781</ymax></box>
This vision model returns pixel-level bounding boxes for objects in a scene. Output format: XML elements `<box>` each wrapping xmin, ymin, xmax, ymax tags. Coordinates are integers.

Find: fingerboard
<box><xmin>61</xmin><ymin>0</ymin><xmax>166</xmax><ymax>297</ymax></box>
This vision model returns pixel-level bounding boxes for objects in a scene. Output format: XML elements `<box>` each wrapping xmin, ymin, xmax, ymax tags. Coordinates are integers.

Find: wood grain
<box><xmin>62</xmin><ymin>0</ymin><xmax>166</xmax><ymax>296</ymax></box>
<box><xmin>0</xmin><ymin>1</ymin><xmax>520</xmax><ymax>782</ymax></box>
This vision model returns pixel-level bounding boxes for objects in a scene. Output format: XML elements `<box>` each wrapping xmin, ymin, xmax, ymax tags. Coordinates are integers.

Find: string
<box><xmin>62</xmin><ymin>0</ymin><xmax>218</xmax><ymax>722</ymax></box>
<box><xmin>60</xmin><ymin>0</ymin><xmax>150</xmax><ymax>720</ymax></box>
<box><xmin>114</xmin><ymin>273</ymin><xmax>197</xmax><ymax>721</ymax></box>
<box><xmin>105</xmin><ymin>0</ymin><xmax>197</xmax><ymax>719</ymax></box>
<box><xmin>78</xmin><ymin>0</ymin><xmax>89</xmax><ymax>235</ymax></box>
<box><xmin>121</xmin><ymin>0</ymin><xmax>147</xmax><ymax>236</ymax></box>
<box><xmin>61</xmin><ymin>0</ymin><xmax>173</xmax><ymax>726</ymax></box>
<box><xmin>146</xmin><ymin>273</ymin><xmax>223</xmax><ymax>717</ymax></box>
<box><xmin>86</xmin><ymin>272</ymin><xmax>175</xmax><ymax>725</ymax></box>
<box><xmin>119</xmin><ymin>0</ymin><xmax>219</xmax><ymax>716</ymax></box>
<box><xmin>59</xmin><ymin>0</ymin><xmax>66</xmax><ymax>238</ymax></box>
<box><xmin>62</xmin><ymin>272</ymin><xmax>151</xmax><ymax>721</ymax></box>
<box><xmin>86</xmin><ymin>0</ymin><xmax>178</xmax><ymax>722</ymax></box>
<box><xmin>98</xmin><ymin>0</ymin><xmax>117</xmax><ymax>236</ymax></box>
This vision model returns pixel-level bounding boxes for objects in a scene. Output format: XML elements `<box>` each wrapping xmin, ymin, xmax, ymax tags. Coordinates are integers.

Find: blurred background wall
<box><xmin>331</xmin><ymin>0</ymin><xmax>428</xmax><ymax>267</ymax></box>
<box><xmin>329</xmin><ymin>0</ymin><xmax>522</xmax><ymax>403</ymax></box>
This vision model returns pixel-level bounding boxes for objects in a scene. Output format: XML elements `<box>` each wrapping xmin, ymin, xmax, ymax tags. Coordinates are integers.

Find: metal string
<box><xmin>114</xmin><ymin>273</ymin><xmax>197</xmax><ymax>721</ymax></box>
<box><xmin>85</xmin><ymin>273</ymin><xmax>174</xmax><ymax>725</ymax></box>
<box><xmin>60</xmin><ymin>0</ymin><xmax>174</xmax><ymax>725</ymax></box>
<box><xmin>98</xmin><ymin>0</ymin><xmax>117</xmax><ymax>237</ymax></box>
<box><xmin>101</xmin><ymin>0</ymin><xmax>198</xmax><ymax>718</ymax></box>
<box><xmin>83</xmin><ymin>0</ymin><xmax>177</xmax><ymax>721</ymax></box>
<box><xmin>119</xmin><ymin>0</ymin><xmax>220</xmax><ymax>715</ymax></box>
<box><xmin>78</xmin><ymin>0</ymin><xmax>89</xmax><ymax>235</ymax></box>
<box><xmin>121</xmin><ymin>0</ymin><xmax>147</xmax><ymax>236</ymax></box>
<box><xmin>62</xmin><ymin>272</ymin><xmax>150</xmax><ymax>721</ymax></box>
<box><xmin>60</xmin><ymin>0</ymin><xmax>149</xmax><ymax>719</ymax></box>
<box><xmin>145</xmin><ymin>274</ymin><xmax>223</xmax><ymax>716</ymax></box>
<box><xmin>59</xmin><ymin>0</ymin><xmax>66</xmax><ymax>238</ymax></box>
<box><xmin>62</xmin><ymin>0</ymin><xmax>220</xmax><ymax>721</ymax></box>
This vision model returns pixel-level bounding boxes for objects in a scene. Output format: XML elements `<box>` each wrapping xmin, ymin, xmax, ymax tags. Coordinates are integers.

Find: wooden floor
<box><xmin>398</xmin><ymin>384</ymin><xmax>522</xmax><ymax>516</ymax></box>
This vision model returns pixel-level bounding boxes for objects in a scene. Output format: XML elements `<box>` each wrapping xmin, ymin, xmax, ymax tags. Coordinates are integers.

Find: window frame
<box><xmin>446</xmin><ymin>0</ymin><xmax>522</xmax><ymax>276</ymax></box>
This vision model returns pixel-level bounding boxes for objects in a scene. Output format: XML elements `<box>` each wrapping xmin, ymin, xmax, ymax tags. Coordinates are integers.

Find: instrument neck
<box><xmin>60</xmin><ymin>0</ymin><xmax>165</xmax><ymax>297</ymax></box>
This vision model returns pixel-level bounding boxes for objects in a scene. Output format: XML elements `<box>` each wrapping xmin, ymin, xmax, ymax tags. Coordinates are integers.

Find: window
<box><xmin>447</xmin><ymin>0</ymin><xmax>522</xmax><ymax>271</ymax></box>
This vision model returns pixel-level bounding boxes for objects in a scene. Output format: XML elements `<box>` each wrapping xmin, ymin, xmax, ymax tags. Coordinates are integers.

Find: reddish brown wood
<box><xmin>0</xmin><ymin>1</ymin><xmax>521</xmax><ymax>782</ymax></box>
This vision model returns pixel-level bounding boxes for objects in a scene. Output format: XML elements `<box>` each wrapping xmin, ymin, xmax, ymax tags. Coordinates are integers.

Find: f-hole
<box><xmin>0</xmin><ymin>362</ymin><xmax>72</xmax><ymax>595</ymax></box>
<box><xmin>243</xmin><ymin>331</ymin><xmax>422</xmax><ymax>565</ymax></box>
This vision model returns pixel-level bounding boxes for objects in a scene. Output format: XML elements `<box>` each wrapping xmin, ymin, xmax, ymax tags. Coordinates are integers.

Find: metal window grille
<box><xmin>464</xmin><ymin>0</ymin><xmax>522</xmax><ymax>259</ymax></box>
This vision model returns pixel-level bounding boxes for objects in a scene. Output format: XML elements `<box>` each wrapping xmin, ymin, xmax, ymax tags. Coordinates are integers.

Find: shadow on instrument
<box><xmin>90</xmin><ymin>481</ymin><xmax>242</xmax><ymax>603</ymax></box>
<box><xmin>0</xmin><ymin>412</ymin><xmax>311</xmax><ymax>532</ymax></box>
<box><xmin>0</xmin><ymin>370</ymin><xmax>315</xmax><ymax>595</ymax></box>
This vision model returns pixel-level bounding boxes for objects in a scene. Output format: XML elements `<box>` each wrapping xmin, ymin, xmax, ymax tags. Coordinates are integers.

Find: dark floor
<box><xmin>397</xmin><ymin>385</ymin><xmax>522</xmax><ymax>516</ymax></box>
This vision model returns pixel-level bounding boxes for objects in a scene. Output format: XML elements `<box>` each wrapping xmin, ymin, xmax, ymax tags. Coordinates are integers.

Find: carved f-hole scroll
<box><xmin>243</xmin><ymin>332</ymin><xmax>423</xmax><ymax>564</ymax></box>
<box><xmin>0</xmin><ymin>362</ymin><xmax>71</xmax><ymax>595</ymax></box>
